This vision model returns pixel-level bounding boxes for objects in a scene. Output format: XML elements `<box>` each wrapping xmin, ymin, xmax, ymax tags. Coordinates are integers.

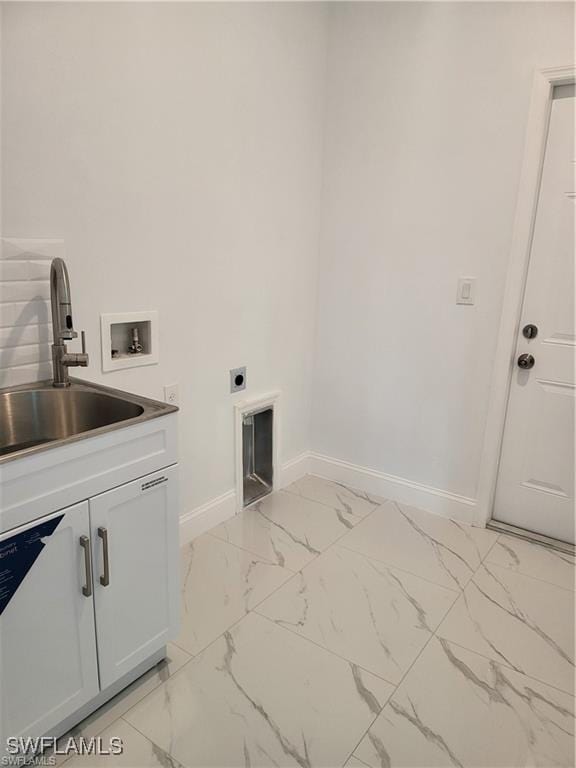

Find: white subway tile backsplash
<box><xmin>0</xmin><ymin>323</ymin><xmax>51</xmax><ymax>349</ymax></box>
<box><xmin>0</xmin><ymin>238</ymin><xmax>63</xmax><ymax>388</ymax></box>
<box><xmin>0</xmin><ymin>301</ymin><xmax>52</xmax><ymax>329</ymax></box>
<box><xmin>1</xmin><ymin>238</ymin><xmax>64</xmax><ymax>262</ymax></box>
<box><xmin>0</xmin><ymin>344</ymin><xmax>51</xmax><ymax>370</ymax></box>
<box><xmin>2</xmin><ymin>363</ymin><xmax>53</xmax><ymax>388</ymax></box>
<box><xmin>0</xmin><ymin>260</ymin><xmax>51</xmax><ymax>282</ymax></box>
<box><xmin>0</xmin><ymin>280</ymin><xmax>51</xmax><ymax>303</ymax></box>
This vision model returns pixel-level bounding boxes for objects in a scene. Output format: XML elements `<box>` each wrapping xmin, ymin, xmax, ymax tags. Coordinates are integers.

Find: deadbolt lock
<box><xmin>522</xmin><ymin>324</ymin><xmax>538</xmax><ymax>339</ymax></box>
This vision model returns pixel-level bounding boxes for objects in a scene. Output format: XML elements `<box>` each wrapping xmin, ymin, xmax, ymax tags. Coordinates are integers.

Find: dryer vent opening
<box><xmin>242</xmin><ymin>407</ymin><xmax>273</xmax><ymax>506</ymax></box>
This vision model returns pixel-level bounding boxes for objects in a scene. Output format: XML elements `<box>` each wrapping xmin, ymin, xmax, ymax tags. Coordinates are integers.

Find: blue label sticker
<box><xmin>0</xmin><ymin>515</ymin><xmax>64</xmax><ymax>616</ymax></box>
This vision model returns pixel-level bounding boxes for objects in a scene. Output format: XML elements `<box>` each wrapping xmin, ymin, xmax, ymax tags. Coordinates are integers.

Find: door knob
<box><xmin>518</xmin><ymin>353</ymin><xmax>535</xmax><ymax>370</ymax></box>
<box><xmin>522</xmin><ymin>324</ymin><xmax>538</xmax><ymax>339</ymax></box>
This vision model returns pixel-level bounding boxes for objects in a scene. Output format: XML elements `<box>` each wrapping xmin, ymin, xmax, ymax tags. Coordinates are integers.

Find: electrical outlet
<box><xmin>164</xmin><ymin>383</ymin><xmax>179</xmax><ymax>406</ymax></box>
<box><xmin>230</xmin><ymin>367</ymin><xmax>247</xmax><ymax>393</ymax></box>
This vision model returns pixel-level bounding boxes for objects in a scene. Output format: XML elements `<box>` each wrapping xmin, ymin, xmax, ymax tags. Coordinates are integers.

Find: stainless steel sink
<box><xmin>0</xmin><ymin>379</ymin><xmax>178</xmax><ymax>463</ymax></box>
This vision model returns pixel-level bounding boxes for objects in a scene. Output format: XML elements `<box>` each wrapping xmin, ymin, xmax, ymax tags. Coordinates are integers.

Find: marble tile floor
<box><xmin>60</xmin><ymin>475</ymin><xmax>575</xmax><ymax>768</ymax></box>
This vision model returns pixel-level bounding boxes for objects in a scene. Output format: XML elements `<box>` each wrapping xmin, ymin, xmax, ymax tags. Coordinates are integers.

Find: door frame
<box><xmin>475</xmin><ymin>65</ymin><xmax>575</xmax><ymax>528</ymax></box>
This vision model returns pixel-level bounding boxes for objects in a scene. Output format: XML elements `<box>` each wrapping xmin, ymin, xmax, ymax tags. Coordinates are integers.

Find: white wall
<box><xmin>2</xmin><ymin>2</ymin><xmax>573</xmax><ymax>526</ymax></box>
<box><xmin>312</xmin><ymin>2</ymin><xmax>574</xmax><ymax>508</ymax></box>
<box><xmin>1</xmin><ymin>2</ymin><xmax>327</xmax><ymax>515</ymax></box>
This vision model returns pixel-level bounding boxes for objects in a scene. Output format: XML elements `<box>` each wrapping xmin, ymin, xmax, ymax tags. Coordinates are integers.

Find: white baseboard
<box><xmin>179</xmin><ymin>452</ymin><xmax>311</xmax><ymax>544</ymax></box>
<box><xmin>308</xmin><ymin>452</ymin><xmax>479</xmax><ymax>525</ymax></box>
<box><xmin>278</xmin><ymin>451</ymin><xmax>311</xmax><ymax>489</ymax></box>
<box><xmin>178</xmin><ymin>451</ymin><xmax>477</xmax><ymax>544</ymax></box>
<box><xmin>179</xmin><ymin>489</ymin><xmax>236</xmax><ymax>545</ymax></box>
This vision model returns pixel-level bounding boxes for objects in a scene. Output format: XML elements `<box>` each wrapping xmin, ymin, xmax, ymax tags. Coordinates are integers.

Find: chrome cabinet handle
<box><xmin>79</xmin><ymin>535</ymin><xmax>93</xmax><ymax>597</ymax></box>
<box><xmin>98</xmin><ymin>526</ymin><xmax>110</xmax><ymax>587</ymax></box>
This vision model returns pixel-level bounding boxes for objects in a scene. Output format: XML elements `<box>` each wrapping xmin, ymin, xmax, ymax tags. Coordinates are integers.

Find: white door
<box><xmin>493</xmin><ymin>86</ymin><xmax>575</xmax><ymax>544</ymax></box>
<box><xmin>0</xmin><ymin>503</ymin><xmax>100</xmax><ymax>749</ymax></box>
<box><xmin>89</xmin><ymin>466</ymin><xmax>179</xmax><ymax>689</ymax></box>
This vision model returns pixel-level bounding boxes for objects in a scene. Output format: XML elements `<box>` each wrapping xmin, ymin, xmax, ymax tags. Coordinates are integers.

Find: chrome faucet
<box><xmin>50</xmin><ymin>257</ymin><xmax>89</xmax><ymax>387</ymax></box>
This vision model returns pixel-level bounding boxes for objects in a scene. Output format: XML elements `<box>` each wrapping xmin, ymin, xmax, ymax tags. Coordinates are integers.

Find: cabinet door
<box><xmin>89</xmin><ymin>466</ymin><xmax>179</xmax><ymax>689</ymax></box>
<box><xmin>0</xmin><ymin>503</ymin><xmax>100</xmax><ymax>747</ymax></box>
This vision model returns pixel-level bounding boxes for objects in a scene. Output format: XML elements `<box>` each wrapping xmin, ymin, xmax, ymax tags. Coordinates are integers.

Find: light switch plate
<box><xmin>456</xmin><ymin>277</ymin><xmax>476</xmax><ymax>305</ymax></box>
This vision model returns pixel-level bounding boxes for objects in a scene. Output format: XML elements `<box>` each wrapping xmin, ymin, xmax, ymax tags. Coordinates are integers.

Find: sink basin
<box><xmin>0</xmin><ymin>380</ymin><xmax>177</xmax><ymax>462</ymax></box>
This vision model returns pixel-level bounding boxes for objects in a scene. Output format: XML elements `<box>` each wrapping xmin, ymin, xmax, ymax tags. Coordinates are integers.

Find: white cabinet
<box><xmin>0</xmin><ymin>465</ymin><xmax>178</xmax><ymax>749</ymax></box>
<box><xmin>0</xmin><ymin>503</ymin><xmax>100</xmax><ymax>746</ymax></box>
<box><xmin>90</xmin><ymin>466</ymin><xmax>179</xmax><ymax>688</ymax></box>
